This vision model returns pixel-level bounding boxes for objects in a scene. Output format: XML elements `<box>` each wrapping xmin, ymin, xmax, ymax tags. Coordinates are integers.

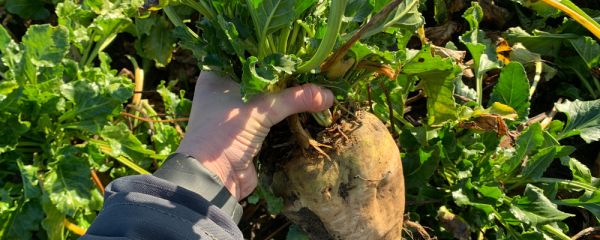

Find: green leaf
<box><xmin>59</xmin><ymin>78</ymin><xmax>132</xmax><ymax>132</ymax></box>
<box><xmin>173</xmin><ymin>26</ymin><xmax>207</xmax><ymax>67</ymax></box>
<box><xmin>41</xmin><ymin>196</ymin><xmax>65</xmax><ymax>240</ymax></box>
<box><xmin>462</xmin><ymin>2</ymin><xmax>483</xmax><ymax>32</ymax></box>
<box><xmin>520</xmin><ymin>230</ymin><xmax>545</xmax><ymax>240</ymax></box>
<box><xmin>565</xmin><ymin>56</ymin><xmax>599</xmax><ymax>98</ymax></box>
<box><xmin>79</xmin><ymin>11</ymin><xmax>131</xmax><ymax>66</ymax></box>
<box><xmin>462</xmin><ymin>34</ymin><xmax>499</xmax><ymax>77</ymax></box>
<box><xmin>99</xmin><ymin>123</ymin><xmax>157</xmax><ymax>168</ymax></box>
<box><xmin>17</xmin><ymin>160</ymin><xmax>40</xmax><ymax>199</ymax></box>
<box><xmin>345</xmin><ymin>0</ymin><xmax>372</xmax><ymax>23</ymax></box>
<box><xmin>369</xmin><ymin>76</ymin><xmax>406</xmax><ymax>127</ymax></box>
<box><xmin>501</xmin><ymin>123</ymin><xmax>544</xmax><ymax>176</ymax></box>
<box><xmin>246</xmin><ymin>0</ymin><xmax>296</xmax><ymax>57</ymax></box>
<box><xmin>511</xmin><ymin>0</ymin><xmax>560</xmax><ymax>18</ymax></box>
<box><xmin>556</xmin><ymin>99</ymin><xmax>600</xmax><ymax>143</ymax></box>
<box><xmin>521</xmin><ymin>146</ymin><xmax>574</xmax><ymax>179</ymax></box>
<box><xmin>124</xmin><ymin>88</ymin><xmax>178</xmax><ymax>158</ymax></box>
<box><xmin>86</xmin><ymin>143</ymin><xmax>114</xmax><ymax>173</ymax></box>
<box><xmin>190</xmin><ymin>18</ymin><xmax>240</xmax><ymax>73</ymax></box>
<box><xmin>55</xmin><ymin>1</ymin><xmax>95</xmax><ymax>52</ymax></box>
<box><xmin>241</xmin><ymin>56</ymin><xmax>280</xmax><ymax>101</ymax></box>
<box><xmin>454</xmin><ymin>78</ymin><xmax>477</xmax><ymax>101</ymax></box>
<box><xmin>7</xmin><ymin>200</ymin><xmax>44</xmax><ymax>239</ymax></box>
<box><xmin>560</xmin><ymin>157</ymin><xmax>593</xmax><ymax>184</ymax></box>
<box><xmin>489</xmin><ymin>62</ymin><xmax>530</xmax><ymax>120</ymax></box>
<box><xmin>404</xmin><ymin>146</ymin><xmax>438</xmax><ymax>189</ymax></box>
<box><xmin>294</xmin><ymin>0</ymin><xmax>317</xmax><ymax>17</ymax></box>
<box><xmin>569</xmin><ymin>36</ymin><xmax>600</xmax><ymax>69</ymax></box>
<box><xmin>263</xmin><ymin>53</ymin><xmax>301</xmax><ymax>74</ymax></box>
<box><xmin>152</xmin><ymin>125</ymin><xmax>180</xmax><ymax>158</ymax></box>
<box><xmin>157</xmin><ymin>82</ymin><xmax>192</xmax><ymax>118</ymax></box>
<box><xmin>43</xmin><ymin>146</ymin><xmax>92</xmax><ymax>216</ymax></box>
<box><xmin>136</xmin><ymin>15</ymin><xmax>175</xmax><ymax>67</ymax></box>
<box><xmin>14</xmin><ymin>24</ymin><xmax>69</xmax><ymax>85</ymax></box>
<box><xmin>452</xmin><ymin>188</ymin><xmax>496</xmax><ymax>215</ymax></box>
<box><xmin>510</xmin><ymin>184</ymin><xmax>574</xmax><ymax>225</ymax></box>
<box><xmin>89</xmin><ymin>12</ymin><xmax>132</xmax><ymax>42</ymax></box>
<box><xmin>459</xmin><ymin>2</ymin><xmax>500</xmax><ymax>104</ymax></box>
<box><xmin>505</xmin><ymin>27</ymin><xmax>568</xmax><ymax>59</ymax></box>
<box><xmin>0</xmin><ymin>113</ymin><xmax>30</xmax><ymax>154</ymax></box>
<box><xmin>509</xmin><ymin>43</ymin><xmax>558</xmax><ymax>81</ymax></box>
<box><xmin>517</xmin><ymin>123</ymin><xmax>545</xmax><ymax>154</ymax></box>
<box><xmin>0</xmin><ymin>186</ymin><xmax>19</xmax><ymax>238</ymax></box>
<box><xmin>5</xmin><ymin>0</ymin><xmax>50</xmax><ymax>20</ymax></box>
<box><xmin>21</xmin><ymin>24</ymin><xmax>69</xmax><ymax>68</ymax></box>
<box><xmin>475</xmin><ymin>184</ymin><xmax>504</xmax><ymax>200</ymax></box>
<box><xmin>433</xmin><ymin>0</ymin><xmax>448</xmax><ymax>24</ymax></box>
<box><xmin>0</xmin><ymin>25</ymin><xmax>20</xmax><ymax>70</ymax></box>
<box><xmin>216</xmin><ymin>15</ymin><xmax>251</xmax><ymax>61</ymax></box>
<box><xmin>556</xmin><ymin>190</ymin><xmax>600</xmax><ymax>219</ymax></box>
<box><xmin>247</xmin><ymin>0</ymin><xmax>295</xmax><ymax>42</ymax></box>
<box><xmin>362</xmin><ymin>0</ymin><xmax>423</xmax><ymax>38</ymax></box>
<box><xmin>403</xmin><ymin>45</ymin><xmax>460</xmax><ymax>125</ymax></box>
<box><xmin>0</xmin><ymin>80</ymin><xmax>19</xmax><ymax>102</ymax></box>
<box><xmin>420</xmin><ymin>71</ymin><xmax>458</xmax><ymax>126</ymax></box>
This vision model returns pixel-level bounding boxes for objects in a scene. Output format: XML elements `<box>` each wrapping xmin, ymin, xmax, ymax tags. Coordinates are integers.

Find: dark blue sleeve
<box><xmin>81</xmin><ymin>154</ymin><xmax>244</xmax><ymax>240</ymax></box>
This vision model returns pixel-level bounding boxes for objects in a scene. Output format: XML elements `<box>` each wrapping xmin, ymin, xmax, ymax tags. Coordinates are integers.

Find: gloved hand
<box><xmin>177</xmin><ymin>71</ymin><xmax>333</xmax><ymax>200</ymax></box>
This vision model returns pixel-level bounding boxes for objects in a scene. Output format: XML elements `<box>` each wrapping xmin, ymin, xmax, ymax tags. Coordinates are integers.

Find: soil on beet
<box><xmin>240</xmin><ymin>111</ymin><xmax>352</xmax><ymax>239</ymax></box>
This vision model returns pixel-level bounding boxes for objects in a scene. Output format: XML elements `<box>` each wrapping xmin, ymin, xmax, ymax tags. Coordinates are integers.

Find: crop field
<box><xmin>1</xmin><ymin>0</ymin><xmax>599</xmax><ymax>239</ymax></box>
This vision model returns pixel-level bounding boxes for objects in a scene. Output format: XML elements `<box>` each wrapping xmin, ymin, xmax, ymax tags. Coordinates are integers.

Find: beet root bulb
<box><xmin>272</xmin><ymin>111</ymin><xmax>405</xmax><ymax>239</ymax></box>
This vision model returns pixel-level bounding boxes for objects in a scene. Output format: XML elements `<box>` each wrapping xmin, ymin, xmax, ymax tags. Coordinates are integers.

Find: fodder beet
<box><xmin>271</xmin><ymin>111</ymin><xmax>404</xmax><ymax>239</ymax></box>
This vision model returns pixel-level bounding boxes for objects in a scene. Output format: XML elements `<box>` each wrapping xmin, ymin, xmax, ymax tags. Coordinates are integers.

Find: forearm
<box><xmin>82</xmin><ymin>154</ymin><xmax>243</xmax><ymax>240</ymax></box>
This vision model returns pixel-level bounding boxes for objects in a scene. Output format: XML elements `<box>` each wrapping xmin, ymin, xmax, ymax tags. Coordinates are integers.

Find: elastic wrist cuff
<box><xmin>153</xmin><ymin>153</ymin><xmax>243</xmax><ymax>223</ymax></box>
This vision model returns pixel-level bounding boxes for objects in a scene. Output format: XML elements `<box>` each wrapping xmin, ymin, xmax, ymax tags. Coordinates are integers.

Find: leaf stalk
<box><xmin>476</xmin><ymin>74</ymin><xmax>483</xmax><ymax>106</ymax></box>
<box><xmin>64</xmin><ymin>218</ymin><xmax>86</xmax><ymax>236</ymax></box>
<box><xmin>540</xmin><ymin>0</ymin><xmax>600</xmax><ymax>40</ymax></box>
<box><xmin>180</xmin><ymin>0</ymin><xmax>216</xmax><ymax>21</ymax></box>
<box><xmin>541</xmin><ymin>224</ymin><xmax>571</xmax><ymax>240</ymax></box>
<box><xmin>163</xmin><ymin>6</ymin><xmax>199</xmax><ymax>39</ymax></box>
<box><xmin>297</xmin><ymin>0</ymin><xmax>348</xmax><ymax>73</ymax></box>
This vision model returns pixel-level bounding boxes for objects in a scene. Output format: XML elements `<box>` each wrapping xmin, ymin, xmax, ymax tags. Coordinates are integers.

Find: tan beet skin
<box><xmin>272</xmin><ymin>111</ymin><xmax>405</xmax><ymax>239</ymax></box>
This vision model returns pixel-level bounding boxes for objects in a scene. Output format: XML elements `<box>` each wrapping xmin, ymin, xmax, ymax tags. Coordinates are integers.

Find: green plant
<box><xmin>0</xmin><ymin>1</ymin><xmax>190</xmax><ymax>238</ymax></box>
<box><xmin>1</xmin><ymin>0</ymin><xmax>600</xmax><ymax>239</ymax></box>
<box><xmin>147</xmin><ymin>0</ymin><xmax>600</xmax><ymax>238</ymax></box>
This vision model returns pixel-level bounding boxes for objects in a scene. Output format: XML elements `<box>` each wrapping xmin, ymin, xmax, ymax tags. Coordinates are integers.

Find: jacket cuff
<box><xmin>153</xmin><ymin>153</ymin><xmax>243</xmax><ymax>223</ymax></box>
